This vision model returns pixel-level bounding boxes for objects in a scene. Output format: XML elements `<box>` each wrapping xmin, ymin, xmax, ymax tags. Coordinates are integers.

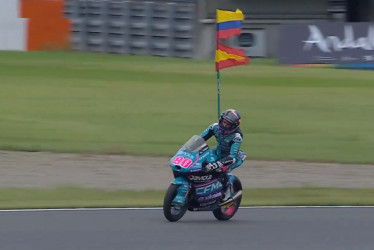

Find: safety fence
<box><xmin>64</xmin><ymin>0</ymin><xmax>196</xmax><ymax>58</ymax></box>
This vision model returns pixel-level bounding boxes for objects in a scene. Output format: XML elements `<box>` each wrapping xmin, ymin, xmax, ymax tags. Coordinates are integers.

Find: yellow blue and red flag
<box><xmin>216</xmin><ymin>9</ymin><xmax>244</xmax><ymax>40</ymax></box>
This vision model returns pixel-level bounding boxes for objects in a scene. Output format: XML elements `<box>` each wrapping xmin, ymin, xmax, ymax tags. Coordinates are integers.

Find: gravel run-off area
<box><xmin>1</xmin><ymin>150</ymin><xmax>374</xmax><ymax>190</ymax></box>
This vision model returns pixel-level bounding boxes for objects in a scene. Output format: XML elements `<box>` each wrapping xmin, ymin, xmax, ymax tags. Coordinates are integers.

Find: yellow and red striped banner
<box><xmin>216</xmin><ymin>43</ymin><xmax>249</xmax><ymax>71</ymax></box>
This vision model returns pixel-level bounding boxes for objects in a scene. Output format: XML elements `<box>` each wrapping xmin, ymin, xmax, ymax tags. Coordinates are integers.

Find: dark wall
<box><xmin>201</xmin><ymin>0</ymin><xmax>328</xmax><ymax>19</ymax></box>
<box><xmin>346</xmin><ymin>0</ymin><xmax>374</xmax><ymax>21</ymax></box>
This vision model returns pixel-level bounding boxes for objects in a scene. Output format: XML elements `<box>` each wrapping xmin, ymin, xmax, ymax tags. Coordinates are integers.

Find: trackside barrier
<box><xmin>21</xmin><ymin>0</ymin><xmax>71</xmax><ymax>51</ymax></box>
<box><xmin>279</xmin><ymin>22</ymin><xmax>374</xmax><ymax>68</ymax></box>
<box><xmin>0</xmin><ymin>0</ymin><xmax>27</xmax><ymax>51</ymax></box>
<box><xmin>64</xmin><ymin>0</ymin><xmax>196</xmax><ymax>58</ymax></box>
<box><xmin>0</xmin><ymin>0</ymin><xmax>71</xmax><ymax>51</ymax></box>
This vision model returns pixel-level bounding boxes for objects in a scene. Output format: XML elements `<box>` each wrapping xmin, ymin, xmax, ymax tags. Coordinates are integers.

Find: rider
<box><xmin>171</xmin><ymin>108</ymin><xmax>245</xmax><ymax>206</ymax></box>
<box><xmin>200</xmin><ymin>109</ymin><xmax>246</xmax><ymax>203</ymax></box>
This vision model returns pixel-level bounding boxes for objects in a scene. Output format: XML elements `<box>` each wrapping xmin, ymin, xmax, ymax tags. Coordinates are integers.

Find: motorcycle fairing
<box><xmin>169</xmin><ymin>135</ymin><xmax>244</xmax><ymax>210</ymax></box>
<box><xmin>191</xmin><ymin>179</ymin><xmax>223</xmax><ymax>207</ymax></box>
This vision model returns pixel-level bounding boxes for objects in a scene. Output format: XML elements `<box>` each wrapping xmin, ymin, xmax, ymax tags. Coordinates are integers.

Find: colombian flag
<box><xmin>216</xmin><ymin>9</ymin><xmax>244</xmax><ymax>40</ymax></box>
<box><xmin>216</xmin><ymin>42</ymin><xmax>249</xmax><ymax>71</ymax></box>
<box><xmin>215</xmin><ymin>9</ymin><xmax>249</xmax><ymax>71</ymax></box>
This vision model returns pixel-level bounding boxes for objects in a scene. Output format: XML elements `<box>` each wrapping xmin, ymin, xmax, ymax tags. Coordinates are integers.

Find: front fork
<box><xmin>171</xmin><ymin>176</ymin><xmax>191</xmax><ymax>205</ymax></box>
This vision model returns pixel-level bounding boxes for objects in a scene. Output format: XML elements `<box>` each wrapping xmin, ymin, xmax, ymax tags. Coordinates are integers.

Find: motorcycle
<box><xmin>163</xmin><ymin>135</ymin><xmax>243</xmax><ymax>222</ymax></box>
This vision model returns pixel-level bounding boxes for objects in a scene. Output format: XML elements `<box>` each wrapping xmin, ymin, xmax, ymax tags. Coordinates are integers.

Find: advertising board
<box><xmin>279</xmin><ymin>22</ymin><xmax>374</xmax><ymax>66</ymax></box>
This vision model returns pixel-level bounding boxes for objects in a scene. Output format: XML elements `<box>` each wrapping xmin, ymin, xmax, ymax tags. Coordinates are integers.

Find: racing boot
<box><xmin>219</xmin><ymin>174</ymin><xmax>233</xmax><ymax>204</ymax></box>
<box><xmin>221</xmin><ymin>184</ymin><xmax>233</xmax><ymax>203</ymax></box>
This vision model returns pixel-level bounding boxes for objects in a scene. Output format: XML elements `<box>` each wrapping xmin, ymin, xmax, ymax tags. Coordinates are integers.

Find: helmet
<box><xmin>218</xmin><ymin>109</ymin><xmax>241</xmax><ymax>135</ymax></box>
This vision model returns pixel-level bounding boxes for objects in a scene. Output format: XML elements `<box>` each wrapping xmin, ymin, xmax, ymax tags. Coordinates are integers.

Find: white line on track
<box><xmin>1</xmin><ymin>206</ymin><xmax>374</xmax><ymax>212</ymax></box>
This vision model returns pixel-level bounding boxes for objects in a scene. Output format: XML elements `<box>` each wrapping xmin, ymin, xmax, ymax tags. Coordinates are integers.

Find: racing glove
<box><xmin>202</xmin><ymin>161</ymin><xmax>225</xmax><ymax>173</ymax></box>
<box><xmin>202</xmin><ymin>156</ymin><xmax>236</xmax><ymax>173</ymax></box>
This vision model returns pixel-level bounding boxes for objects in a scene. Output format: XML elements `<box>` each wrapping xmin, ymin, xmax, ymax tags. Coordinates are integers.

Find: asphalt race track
<box><xmin>0</xmin><ymin>207</ymin><xmax>373</xmax><ymax>250</ymax></box>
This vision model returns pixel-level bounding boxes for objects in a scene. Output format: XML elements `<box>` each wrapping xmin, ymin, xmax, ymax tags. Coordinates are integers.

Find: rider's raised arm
<box><xmin>200</xmin><ymin>123</ymin><xmax>218</xmax><ymax>141</ymax></box>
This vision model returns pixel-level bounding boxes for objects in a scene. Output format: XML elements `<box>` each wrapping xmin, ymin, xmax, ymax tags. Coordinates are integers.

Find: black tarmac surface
<box><xmin>0</xmin><ymin>207</ymin><xmax>373</xmax><ymax>250</ymax></box>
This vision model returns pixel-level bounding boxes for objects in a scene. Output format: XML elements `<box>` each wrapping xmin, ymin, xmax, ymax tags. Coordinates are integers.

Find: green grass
<box><xmin>1</xmin><ymin>51</ymin><xmax>374</xmax><ymax>163</ymax></box>
<box><xmin>1</xmin><ymin>187</ymin><xmax>374</xmax><ymax>209</ymax></box>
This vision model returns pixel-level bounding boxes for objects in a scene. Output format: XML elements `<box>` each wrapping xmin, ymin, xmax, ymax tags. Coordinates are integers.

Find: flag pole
<box><xmin>216</xmin><ymin>10</ymin><xmax>220</xmax><ymax>119</ymax></box>
<box><xmin>215</xmin><ymin>9</ymin><xmax>249</xmax><ymax>119</ymax></box>
<box><xmin>217</xmin><ymin>71</ymin><xmax>221</xmax><ymax>119</ymax></box>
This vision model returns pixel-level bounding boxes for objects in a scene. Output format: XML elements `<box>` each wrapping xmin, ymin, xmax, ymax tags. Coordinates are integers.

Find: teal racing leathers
<box><xmin>200</xmin><ymin>123</ymin><xmax>246</xmax><ymax>195</ymax></box>
<box><xmin>200</xmin><ymin>122</ymin><xmax>245</xmax><ymax>170</ymax></box>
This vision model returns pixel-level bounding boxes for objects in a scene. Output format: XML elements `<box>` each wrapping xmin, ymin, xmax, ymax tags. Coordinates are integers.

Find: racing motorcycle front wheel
<box><xmin>163</xmin><ymin>184</ymin><xmax>188</xmax><ymax>222</ymax></box>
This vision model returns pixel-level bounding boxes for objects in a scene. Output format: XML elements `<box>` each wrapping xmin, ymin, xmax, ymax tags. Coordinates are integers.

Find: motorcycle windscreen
<box><xmin>180</xmin><ymin>135</ymin><xmax>207</xmax><ymax>153</ymax></box>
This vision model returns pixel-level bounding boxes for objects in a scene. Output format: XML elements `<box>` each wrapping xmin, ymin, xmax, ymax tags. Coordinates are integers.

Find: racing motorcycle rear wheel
<box><xmin>213</xmin><ymin>176</ymin><xmax>242</xmax><ymax>221</ymax></box>
<box><xmin>163</xmin><ymin>184</ymin><xmax>188</xmax><ymax>222</ymax></box>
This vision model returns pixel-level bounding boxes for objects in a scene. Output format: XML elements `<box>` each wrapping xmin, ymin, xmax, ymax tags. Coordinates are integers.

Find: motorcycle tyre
<box><xmin>213</xmin><ymin>176</ymin><xmax>242</xmax><ymax>221</ymax></box>
<box><xmin>163</xmin><ymin>183</ymin><xmax>188</xmax><ymax>222</ymax></box>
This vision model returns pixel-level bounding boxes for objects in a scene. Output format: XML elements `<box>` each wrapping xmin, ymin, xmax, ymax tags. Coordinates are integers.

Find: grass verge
<box><xmin>1</xmin><ymin>187</ymin><xmax>374</xmax><ymax>209</ymax></box>
<box><xmin>1</xmin><ymin>51</ymin><xmax>374</xmax><ymax>163</ymax></box>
